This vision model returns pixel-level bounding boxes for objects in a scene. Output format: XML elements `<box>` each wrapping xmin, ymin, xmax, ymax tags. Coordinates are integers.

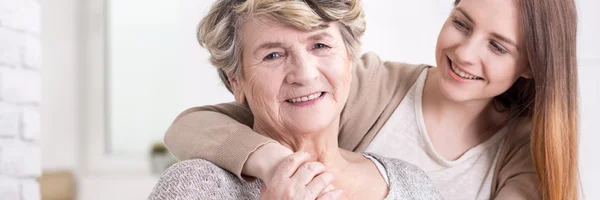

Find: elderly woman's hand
<box><xmin>259</xmin><ymin>152</ymin><xmax>342</xmax><ymax>200</ymax></box>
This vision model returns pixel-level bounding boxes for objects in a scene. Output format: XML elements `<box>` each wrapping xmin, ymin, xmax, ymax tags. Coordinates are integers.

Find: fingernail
<box><xmin>325</xmin><ymin>185</ymin><xmax>335</xmax><ymax>192</ymax></box>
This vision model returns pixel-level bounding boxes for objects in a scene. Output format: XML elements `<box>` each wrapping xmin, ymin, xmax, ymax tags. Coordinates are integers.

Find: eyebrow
<box><xmin>257</xmin><ymin>42</ymin><xmax>283</xmax><ymax>50</ymax></box>
<box><xmin>491</xmin><ymin>33</ymin><xmax>518</xmax><ymax>47</ymax></box>
<box><xmin>252</xmin><ymin>32</ymin><xmax>334</xmax><ymax>56</ymax></box>
<box><xmin>456</xmin><ymin>8</ymin><xmax>474</xmax><ymax>24</ymax></box>
<box><xmin>456</xmin><ymin>7</ymin><xmax>519</xmax><ymax>49</ymax></box>
<box><xmin>307</xmin><ymin>32</ymin><xmax>333</xmax><ymax>41</ymax></box>
<box><xmin>253</xmin><ymin>42</ymin><xmax>284</xmax><ymax>56</ymax></box>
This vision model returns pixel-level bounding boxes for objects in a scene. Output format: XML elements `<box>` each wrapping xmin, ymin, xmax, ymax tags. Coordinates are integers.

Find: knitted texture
<box><xmin>148</xmin><ymin>153</ymin><xmax>442</xmax><ymax>200</ymax></box>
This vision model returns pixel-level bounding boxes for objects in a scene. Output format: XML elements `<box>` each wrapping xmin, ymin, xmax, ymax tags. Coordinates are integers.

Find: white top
<box><xmin>365</xmin><ymin>69</ymin><xmax>506</xmax><ymax>200</ymax></box>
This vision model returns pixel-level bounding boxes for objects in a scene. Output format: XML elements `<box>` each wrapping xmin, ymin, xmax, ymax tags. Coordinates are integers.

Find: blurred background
<box><xmin>0</xmin><ymin>0</ymin><xmax>597</xmax><ymax>199</ymax></box>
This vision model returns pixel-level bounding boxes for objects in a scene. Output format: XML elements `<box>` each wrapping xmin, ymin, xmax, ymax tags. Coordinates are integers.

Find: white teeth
<box><xmin>287</xmin><ymin>92</ymin><xmax>323</xmax><ymax>103</ymax></box>
<box><xmin>451</xmin><ymin>63</ymin><xmax>480</xmax><ymax>80</ymax></box>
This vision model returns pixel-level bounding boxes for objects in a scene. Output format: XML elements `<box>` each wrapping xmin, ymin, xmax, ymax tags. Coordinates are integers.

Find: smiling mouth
<box><xmin>285</xmin><ymin>92</ymin><xmax>324</xmax><ymax>103</ymax></box>
<box><xmin>448</xmin><ymin>57</ymin><xmax>484</xmax><ymax>80</ymax></box>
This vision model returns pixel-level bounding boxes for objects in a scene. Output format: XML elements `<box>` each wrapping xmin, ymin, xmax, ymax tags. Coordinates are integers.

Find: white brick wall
<box><xmin>0</xmin><ymin>177</ymin><xmax>20</xmax><ymax>200</ymax></box>
<box><xmin>0</xmin><ymin>68</ymin><xmax>42</xmax><ymax>103</ymax></box>
<box><xmin>0</xmin><ymin>28</ymin><xmax>24</xmax><ymax>67</ymax></box>
<box><xmin>0</xmin><ymin>0</ymin><xmax>41</xmax><ymax>199</ymax></box>
<box><xmin>0</xmin><ymin>102</ymin><xmax>19</xmax><ymax>137</ymax></box>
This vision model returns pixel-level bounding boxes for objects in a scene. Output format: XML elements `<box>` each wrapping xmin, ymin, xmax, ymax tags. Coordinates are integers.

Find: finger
<box><xmin>321</xmin><ymin>185</ymin><xmax>335</xmax><ymax>194</ymax></box>
<box><xmin>272</xmin><ymin>152</ymin><xmax>311</xmax><ymax>179</ymax></box>
<box><xmin>305</xmin><ymin>172</ymin><xmax>335</xmax><ymax>199</ymax></box>
<box><xmin>291</xmin><ymin>162</ymin><xmax>326</xmax><ymax>185</ymax></box>
<box><xmin>317</xmin><ymin>184</ymin><xmax>336</xmax><ymax>198</ymax></box>
<box><xmin>316</xmin><ymin>189</ymin><xmax>343</xmax><ymax>200</ymax></box>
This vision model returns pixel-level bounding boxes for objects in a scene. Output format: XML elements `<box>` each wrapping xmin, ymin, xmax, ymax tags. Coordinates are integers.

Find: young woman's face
<box><xmin>435</xmin><ymin>0</ymin><xmax>530</xmax><ymax>103</ymax></box>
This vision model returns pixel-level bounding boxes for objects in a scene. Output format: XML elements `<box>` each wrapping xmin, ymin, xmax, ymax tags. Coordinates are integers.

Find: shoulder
<box><xmin>357</xmin><ymin>52</ymin><xmax>430</xmax><ymax>89</ymax></box>
<box><xmin>365</xmin><ymin>153</ymin><xmax>442</xmax><ymax>200</ymax></box>
<box><xmin>162</xmin><ymin>159</ymin><xmax>237</xmax><ymax>181</ymax></box>
<box><xmin>498</xmin><ymin>117</ymin><xmax>534</xmax><ymax>170</ymax></box>
<box><xmin>366</xmin><ymin>153</ymin><xmax>429</xmax><ymax>181</ymax></box>
<box><xmin>504</xmin><ymin>117</ymin><xmax>532</xmax><ymax>148</ymax></box>
<box><xmin>149</xmin><ymin>159</ymin><xmax>260</xmax><ymax>200</ymax></box>
<box><xmin>491</xmin><ymin>117</ymin><xmax>540</xmax><ymax>198</ymax></box>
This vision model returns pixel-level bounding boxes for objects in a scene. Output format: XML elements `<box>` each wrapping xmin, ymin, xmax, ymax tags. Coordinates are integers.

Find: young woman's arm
<box><xmin>164</xmin><ymin>52</ymin><xmax>422</xmax><ymax>179</ymax></box>
<box><xmin>164</xmin><ymin>102</ymin><xmax>285</xmax><ymax>179</ymax></box>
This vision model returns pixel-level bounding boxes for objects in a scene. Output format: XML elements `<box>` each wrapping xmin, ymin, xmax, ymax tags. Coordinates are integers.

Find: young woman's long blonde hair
<box><xmin>520</xmin><ymin>0</ymin><xmax>579</xmax><ymax>199</ymax></box>
<box><xmin>455</xmin><ymin>0</ymin><xmax>580</xmax><ymax>199</ymax></box>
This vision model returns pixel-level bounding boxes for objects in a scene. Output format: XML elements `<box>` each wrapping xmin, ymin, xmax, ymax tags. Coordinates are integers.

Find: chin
<box><xmin>438</xmin><ymin>78</ymin><xmax>476</xmax><ymax>103</ymax></box>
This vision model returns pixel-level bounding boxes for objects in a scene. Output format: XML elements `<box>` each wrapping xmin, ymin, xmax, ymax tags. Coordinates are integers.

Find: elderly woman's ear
<box><xmin>229</xmin><ymin>77</ymin><xmax>246</xmax><ymax>104</ymax></box>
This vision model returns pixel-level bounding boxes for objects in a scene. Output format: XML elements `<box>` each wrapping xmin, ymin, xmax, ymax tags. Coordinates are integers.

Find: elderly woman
<box><xmin>149</xmin><ymin>0</ymin><xmax>441</xmax><ymax>199</ymax></box>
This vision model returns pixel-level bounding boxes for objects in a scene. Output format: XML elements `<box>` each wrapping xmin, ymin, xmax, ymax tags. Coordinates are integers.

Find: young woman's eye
<box><xmin>489</xmin><ymin>41</ymin><xmax>509</xmax><ymax>55</ymax></box>
<box><xmin>452</xmin><ymin>18</ymin><xmax>470</xmax><ymax>32</ymax></box>
<box><xmin>313</xmin><ymin>43</ymin><xmax>330</xmax><ymax>50</ymax></box>
<box><xmin>263</xmin><ymin>52</ymin><xmax>281</xmax><ymax>61</ymax></box>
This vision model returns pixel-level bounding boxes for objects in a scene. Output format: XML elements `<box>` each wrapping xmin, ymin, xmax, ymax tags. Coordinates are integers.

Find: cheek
<box><xmin>486</xmin><ymin>57</ymin><xmax>523</xmax><ymax>80</ymax></box>
<box><xmin>483</xmin><ymin>62</ymin><xmax>524</xmax><ymax>95</ymax></box>
<box><xmin>435</xmin><ymin>22</ymin><xmax>459</xmax><ymax>63</ymax></box>
<box><xmin>436</xmin><ymin>24</ymin><xmax>451</xmax><ymax>49</ymax></box>
<box><xmin>243</xmin><ymin>68</ymin><xmax>285</xmax><ymax>108</ymax></box>
<box><xmin>319</xmin><ymin>55</ymin><xmax>352</xmax><ymax>100</ymax></box>
<box><xmin>435</xmin><ymin>27</ymin><xmax>446</xmax><ymax>58</ymax></box>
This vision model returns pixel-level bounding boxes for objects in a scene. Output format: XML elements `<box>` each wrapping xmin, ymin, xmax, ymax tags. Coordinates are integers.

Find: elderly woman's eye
<box><xmin>313</xmin><ymin>43</ymin><xmax>330</xmax><ymax>50</ymax></box>
<box><xmin>264</xmin><ymin>52</ymin><xmax>280</xmax><ymax>60</ymax></box>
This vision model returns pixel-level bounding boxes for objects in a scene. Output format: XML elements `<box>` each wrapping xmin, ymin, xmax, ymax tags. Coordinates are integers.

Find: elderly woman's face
<box><xmin>230</xmin><ymin>18</ymin><xmax>352</xmax><ymax>135</ymax></box>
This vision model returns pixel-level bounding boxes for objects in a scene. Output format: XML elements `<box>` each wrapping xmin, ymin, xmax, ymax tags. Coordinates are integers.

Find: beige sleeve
<box><xmin>493</xmin><ymin>141</ymin><xmax>542</xmax><ymax>200</ymax></box>
<box><xmin>163</xmin><ymin>103</ymin><xmax>275</xmax><ymax>179</ymax></box>
<box><xmin>337</xmin><ymin>52</ymin><xmax>386</xmax><ymax>150</ymax></box>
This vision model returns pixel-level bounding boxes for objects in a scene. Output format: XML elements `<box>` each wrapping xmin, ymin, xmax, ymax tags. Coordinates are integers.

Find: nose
<box><xmin>454</xmin><ymin>36</ymin><xmax>480</xmax><ymax>66</ymax></box>
<box><xmin>285</xmin><ymin>52</ymin><xmax>319</xmax><ymax>85</ymax></box>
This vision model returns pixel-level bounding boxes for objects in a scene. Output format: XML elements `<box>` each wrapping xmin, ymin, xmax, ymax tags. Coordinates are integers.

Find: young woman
<box><xmin>164</xmin><ymin>0</ymin><xmax>579</xmax><ymax>199</ymax></box>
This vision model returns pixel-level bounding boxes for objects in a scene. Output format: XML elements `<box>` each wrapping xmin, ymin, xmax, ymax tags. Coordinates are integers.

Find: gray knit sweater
<box><xmin>148</xmin><ymin>153</ymin><xmax>442</xmax><ymax>200</ymax></box>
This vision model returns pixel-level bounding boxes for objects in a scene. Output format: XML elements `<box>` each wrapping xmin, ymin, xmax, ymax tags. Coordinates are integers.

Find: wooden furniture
<box><xmin>38</xmin><ymin>170</ymin><xmax>75</xmax><ymax>200</ymax></box>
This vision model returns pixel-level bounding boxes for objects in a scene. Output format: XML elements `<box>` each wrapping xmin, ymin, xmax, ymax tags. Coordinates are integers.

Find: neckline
<box><xmin>413</xmin><ymin>69</ymin><xmax>507</xmax><ymax>167</ymax></box>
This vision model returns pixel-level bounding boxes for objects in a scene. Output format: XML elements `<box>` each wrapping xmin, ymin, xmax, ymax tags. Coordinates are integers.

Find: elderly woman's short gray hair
<box><xmin>197</xmin><ymin>0</ymin><xmax>366</xmax><ymax>92</ymax></box>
